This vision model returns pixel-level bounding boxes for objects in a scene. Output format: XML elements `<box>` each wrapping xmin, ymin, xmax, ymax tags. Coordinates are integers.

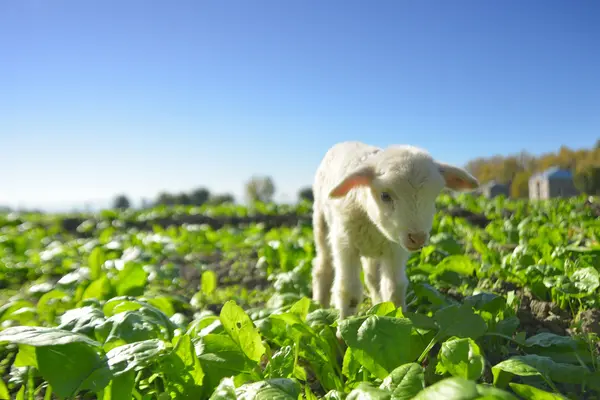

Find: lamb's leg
<box><xmin>312</xmin><ymin>209</ymin><xmax>334</xmax><ymax>307</ymax></box>
<box><xmin>380</xmin><ymin>245</ymin><xmax>410</xmax><ymax>312</ymax></box>
<box><xmin>331</xmin><ymin>234</ymin><xmax>363</xmax><ymax>319</ymax></box>
<box><xmin>362</xmin><ymin>256</ymin><xmax>382</xmax><ymax>305</ymax></box>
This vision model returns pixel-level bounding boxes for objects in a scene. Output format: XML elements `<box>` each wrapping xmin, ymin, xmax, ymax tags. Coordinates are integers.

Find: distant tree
<box><xmin>113</xmin><ymin>194</ymin><xmax>131</xmax><ymax>209</ymax></box>
<box><xmin>209</xmin><ymin>193</ymin><xmax>235</xmax><ymax>205</ymax></box>
<box><xmin>156</xmin><ymin>192</ymin><xmax>176</xmax><ymax>206</ymax></box>
<box><xmin>510</xmin><ymin>172</ymin><xmax>531</xmax><ymax>198</ymax></box>
<box><xmin>575</xmin><ymin>166</ymin><xmax>600</xmax><ymax>195</ymax></box>
<box><xmin>298</xmin><ymin>186</ymin><xmax>314</xmax><ymax>202</ymax></box>
<box><xmin>190</xmin><ymin>187</ymin><xmax>210</xmax><ymax>206</ymax></box>
<box><xmin>245</xmin><ymin>176</ymin><xmax>276</xmax><ymax>203</ymax></box>
<box><xmin>175</xmin><ymin>192</ymin><xmax>192</xmax><ymax>205</ymax></box>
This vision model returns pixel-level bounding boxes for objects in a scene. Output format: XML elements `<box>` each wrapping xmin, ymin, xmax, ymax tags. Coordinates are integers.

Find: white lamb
<box><xmin>311</xmin><ymin>141</ymin><xmax>479</xmax><ymax>319</ymax></box>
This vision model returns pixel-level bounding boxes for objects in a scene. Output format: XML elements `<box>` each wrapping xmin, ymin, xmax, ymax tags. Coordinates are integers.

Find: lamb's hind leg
<box><xmin>362</xmin><ymin>256</ymin><xmax>382</xmax><ymax>305</ymax></box>
<box><xmin>312</xmin><ymin>209</ymin><xmax>334</xmax><ymax>308</ymax></box>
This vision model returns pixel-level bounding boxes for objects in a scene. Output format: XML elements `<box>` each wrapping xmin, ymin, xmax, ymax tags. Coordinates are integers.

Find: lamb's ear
<box><xmin>436</xmin><ymin>162</ymin><xmax>479</xmax><ymax>191</ymax></box>
<box><xmin>329</xmin><ymin>165</ymin><xmax>376</xmax><ymax>198</ymax></box>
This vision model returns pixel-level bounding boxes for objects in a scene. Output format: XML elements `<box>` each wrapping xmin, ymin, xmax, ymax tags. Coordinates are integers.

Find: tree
<box><xmin>245</xmin><ymin>176</ymin><xmax>276</xmax><ymax>203</ymax></box>
<box><xmin>173</xmin><ymin>193</ymin><xmax>190</xmax><ymax>205</ymax></box>
<box><xmin>190</xmin><ymin>187</ymin><xmax>210</xmax><ymax>206</ymax></box>
<box><xmin>510</xmin><ymin>171</ymin><xmax>531</xmax><ymax>198</ymax></box>
<box><xmin>113</xmin><ymin>194</ymin><xmax>131</xmax><ymax>209</ymax></box>
<box><xmin>298</xmin><ymin>186</ymin><xmax>314</xmax><ymax>202</ymax></box>
<box><xmin>156</xmin><ymin>192</ymin><xmax>175</xmax><ymax>206</ymax></box>
<box><xmin>575</xmin><ymin>166</ymin><xmax>600</xmax><ymax>195</ymax></box>
<box><xmin>209</xmin><ymin>193</ymin><xmax>235</xmax><ymax>205</ymax></box>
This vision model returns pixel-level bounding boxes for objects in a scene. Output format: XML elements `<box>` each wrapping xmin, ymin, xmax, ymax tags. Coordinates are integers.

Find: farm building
<box><xmin>528</xmin><ymin>166</ymin><xmax>579</xmax><ymax>200</ymax></box>
<box><xmin>477</xmin><ymin>180</ymin><xmax>510</xmax><ymax>198</ymax></box>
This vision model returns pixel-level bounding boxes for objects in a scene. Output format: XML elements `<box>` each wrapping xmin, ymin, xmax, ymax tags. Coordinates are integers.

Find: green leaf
<box><xmin>209</xmin><ymin>377</ymin><xmax>237</xmax><ymax>400</ymax></box>
<box><xmin>219</xmin><ymin>300</ymin><xmax>266</xmax><ymax>363</ymax></box>
<box><xmin>235</xmin><ymin>378</ymin><xmax>302</xmax><ymax>400</ymax></box>
<box><xmin>492</xmin><ymin>355</ymin><xmax>590</xmax><ymax>388</ymax></box>
<box><xmin>463</xmin><ymin>293</ymin><xmax>507</xmax><ymax>315</ymax></box>
<box><xmin>265</xmin><ymin>345</ymin><xmax>295</xmax><ymax>379</ymax></box>
<box><xmin>437</xmin><ymin>337</ymin><xmax>485</xmax><ymax>381</ymax></box>
<box><xmin>523</xmin><ymin>332</ymin><xmax>577</xmax><ymax>350</ymax></box>
<box><xmin>0</xmin><ymin>378</ymin><xmax>9</xmax><ymax>400</ymax></box>
<box><xmin>202</xmin><ymin>270</ymin><xmax>218</xmax><ymax>296</ymax></box>
<box><xmin>434</xmin><ymin>255</ymin><xmax>477</xmax><ymax>276</ymax></box>
<box><xmin>102</xmin><ymin>369</ymin><xmax>135</xmax><ymax>400</ymax></box>
<box><xmin>570</xmin><ymin>267</ymin><xmax>600</xmax><ymax>293</ymax></box>
<box><xmin>106</xmin><ymin>338</ymin><xmax>169</xmax><ymax>376</ymax></box>
<box><xmin>379</xmin><ymin>363</ymin><xmax>425</xmax><ymax>400</ymax></box>
<box><xmin>413</xmin><ymin>377</ymin><xmax>517</xmax><ymax>400</ymax></box>
<box><xmin>13</xmin><ymin>344</ymin><xmax>37</xmax><ymax>368</ymax></box>
<box><xmin>508</xmin><ymin>383</ymin><xmax>568</xmax><ymax>399</ymax></box>
<box><xmin>89</xmin><ymin>246</ymin><xmax>106</xmax><ymax>280</ymax></box>
<box><xmin>0</xmin><ymin>326</ymin><xmax>101</xmax><ymax>347</ymax></box>
<box><xmin>433</xmin><ymin>304</ymin><xmax>488</xmax><ymax>340</ymax></box>
<box><xmin>58</xmin><ymin>305</ymin><xmax>106</xmax><ymax>335</ymax></box>
<box><xmin>339</xmin><ymin>315</ymin><xmax>414</xmax><ymax>379</ymax></box>
<box><xmin>347</xmin><ymin>382</ymin><xmax>392</xmax><ymax>400</ymax></box>
<box><xmin>36</xmin><ymin>341</ymin><xmax>112</xmax><ymax>398</ymax></box>
<box><xmin>115</xmin><ymin>262</ymin><xmax>148</xmax><ymax>296</ymax></box>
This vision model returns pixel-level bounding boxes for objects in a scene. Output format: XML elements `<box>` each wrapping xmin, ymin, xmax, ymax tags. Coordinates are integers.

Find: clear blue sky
<box><xmin>1</xmin><ymin>0</ymin><xmax>599</xmax><ymax>210</ymax></box>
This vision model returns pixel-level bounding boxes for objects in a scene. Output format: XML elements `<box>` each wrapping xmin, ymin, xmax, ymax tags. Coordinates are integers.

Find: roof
<box><xmin>530</xmin><ymin>166</ymin><xmax>573</xmax><ymax>180</ymax></box>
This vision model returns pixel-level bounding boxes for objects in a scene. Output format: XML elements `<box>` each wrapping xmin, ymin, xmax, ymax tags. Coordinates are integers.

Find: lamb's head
<box><xmin>329</xmin><ymin>145</ymin><xmax>479</xmax><ymax>252</ymax></box>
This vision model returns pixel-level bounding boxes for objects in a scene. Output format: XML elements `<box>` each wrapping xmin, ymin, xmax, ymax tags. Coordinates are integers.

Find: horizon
<box><xmin>2</xmin><ymin>0</ymin><xmax>599</xmax><ymax>212</ymax></box>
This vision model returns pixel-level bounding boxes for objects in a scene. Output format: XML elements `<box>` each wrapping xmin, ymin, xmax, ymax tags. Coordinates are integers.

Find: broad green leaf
<box><xmin>508</xmin><ymin>383</ymin><xmax>568</xmax><ymax>399</ymax></box>
<box><xmin>115</xmin><ymin>262</ymin><xmax>147</xmax><ymax>296</ymax></box>
<box><xmin>570</xmin><ymin>267</ymin><xmax>599</xmax><ymax>293</ymax></box>
<box><xmin>36</xmin><ymin>341</ymin><xmax>112</xmax><ymax>398</ymax></box>
<box><xmin>0</xmin><ymin>378</ymin><xmax>9</xmax><ymax>400</ymax></box>
<box><xmin>339</xmin><ymin>315</ymin><xmax>414</xmax><ymax>379</ymax></box>
<box><xmin>219</xmin><ymin>300</ymin><xmax>266</xmax><ymax>363</ymax></box>
<box><xmin>463</xmin><ymin>293</ymin><xmax>507</xmax><ymax>315</ymax></box>
<box><xmin>523</xmin><ymin>332</ymin><xmax>577</xmax><ymax>350</ymax></box>
<box><xmin>347</xmin><ymin>382</ymin><xmax>392</xmax><ymax>400</ymax></box>
<box><xmin>492</xmin><ymin>355</ymin><xmax>590</xmax><ymax>388</ymax></box>
<box><xmin>13</xmin><ymin>344</ymin><xmax>37</xmax><ymax>367</ymax></box>
<box><xmin>265</xmin><ymin>345</ymin><xmax>295</xmax><ymax>379</ymax></box>
<box><xmin>209</xmin><ymin>377</ymin><xmax>237</xmax><ymax>400</ymax></box>
<box><xmin>437</xmin><ymin>337</ymin><xmax>485</xmax><ymax>380</ymax></box>
<box><xmin>202</xmin><ymin>270</ymin><xmax>218</xmax><ymax>296</ymax></box>
<box><xmin>0</xmin><ymin>326</ymin><xmax>101</xmax><ymax>347</ymax></box>
<box><xmin>89</xmin><ymin>246</ymin><xmax>106</xmax><ymax>280</ymax></box>
<box><xmin>106</xmin><ymin>338</ymin><xmax>169</xmax><ymax>375</ymax></box>
<box><xmin>235</xmin><ymin>378</ymin><xmax>302</xmax><ymax>400</ymax></box>
<box><xmin>380</xmin><ymin>363</ymin><xmax>425</xmax><ymax>400</ymax></box>
<box><xmin>58</xmin><ymin>305</ymin><xmax>106</xmax><ymax>335</ymax></box>
<box><xmin>102</xmin><ymin>369</ymin><xmax>135</xmax><ymax>400</ymax></box>
<box><xmin>413</xmin><ymin>377</ymin><xmax>517</xmax><ymax>400</ymax></box>
<box><xmin>433</xmin><ymin>304</ymin><xmax>487</xmax><ymax>340</ymax></box>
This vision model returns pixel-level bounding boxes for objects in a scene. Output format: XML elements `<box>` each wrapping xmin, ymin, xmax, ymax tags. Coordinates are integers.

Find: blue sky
<box><xmin>1</xmin><ymin>0</ymin><xmax>599</xmax><ymax>210</ymax></box>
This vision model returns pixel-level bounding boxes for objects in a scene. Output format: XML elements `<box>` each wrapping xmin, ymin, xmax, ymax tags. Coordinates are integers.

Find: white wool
<box><xmin>311</xmin><ymin>141</ymin><xmax>479</xmax><ymax>319</ymax></box>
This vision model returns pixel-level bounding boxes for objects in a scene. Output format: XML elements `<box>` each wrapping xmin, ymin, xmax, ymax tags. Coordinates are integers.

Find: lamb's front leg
<box><xmin>331</xmin><ymin>237</ymin><xmax>363</xmax><ymax>319</ymax></box>
<box><xmin>380</xmin><ymin>245</ymin><xmax>410</xmax><ymax>312</ymax></box>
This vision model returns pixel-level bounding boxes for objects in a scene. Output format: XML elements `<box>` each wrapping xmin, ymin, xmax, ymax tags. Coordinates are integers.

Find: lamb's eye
<box><xmin>380</xmin><ymin>192</ymin><xmax>392</xmax><ymax>203</ymax></box>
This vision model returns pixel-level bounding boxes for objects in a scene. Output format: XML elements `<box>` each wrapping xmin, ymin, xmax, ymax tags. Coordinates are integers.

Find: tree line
<box><xmin>112</xmin><ymin>175</ymin><xmax>315</xmax><ymax>209</ymax></box>
<box><xmin>465</xmin><ymin>139</ymin><xmax>600</xmax><ymax>198</ymax></box>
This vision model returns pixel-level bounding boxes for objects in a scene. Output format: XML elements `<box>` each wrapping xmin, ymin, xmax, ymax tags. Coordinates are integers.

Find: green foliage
<box><xmin>0</xmin><ymin>194</ymin><xmax>599</xmax><ymax>399</ymax></box>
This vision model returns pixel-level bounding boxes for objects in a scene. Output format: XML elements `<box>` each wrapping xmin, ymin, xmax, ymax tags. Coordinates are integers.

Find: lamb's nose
<box><xmin>407</xmin><ymin>232</ymin><xmax>427</xmax><ymax>248</ymax></box>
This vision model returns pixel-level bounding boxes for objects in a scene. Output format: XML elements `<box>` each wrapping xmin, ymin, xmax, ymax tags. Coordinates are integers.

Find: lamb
<box><xmin>311</xmin><ymin>141</ymin><xmax>479</xmax><ymax>319</ymax></box>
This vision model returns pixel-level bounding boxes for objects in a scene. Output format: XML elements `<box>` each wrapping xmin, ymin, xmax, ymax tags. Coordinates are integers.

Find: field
<box><xmin>1</xmin><ymin>194</ymin><xmax>599</xmax><ymax>400</ymax></box>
